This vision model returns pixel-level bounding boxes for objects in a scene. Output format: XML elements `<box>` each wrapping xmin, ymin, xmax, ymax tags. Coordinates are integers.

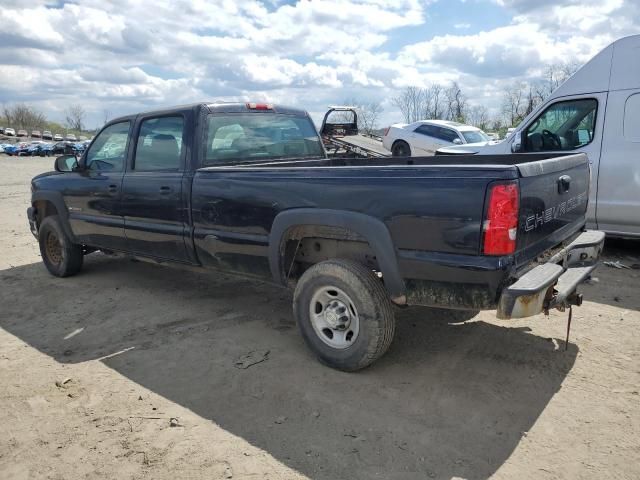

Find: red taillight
<box><xmin>483</xmin><ymin>182</ymin><xmax>519</xmax><ymax>256</ymax></box>
<box><xmin>383</xmin><ymin>127</ymin><xmax>390</xmax><ymax>136</ymax></box>
<box><xmin>246</xmin><ymin>102</ymin><xmax>273</xmax><ymax>110</ymax></box>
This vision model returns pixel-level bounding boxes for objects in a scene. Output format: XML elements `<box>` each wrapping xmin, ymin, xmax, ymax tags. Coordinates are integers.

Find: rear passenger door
<box><xmin>411</xmin><ymin>125</ymin><xmax>439</xmax><ymax>155</ymax></box>
<box><xmin>120</xmin><ymin>114</ymin><xmax>190</xmax><ymax>261</ymax></box>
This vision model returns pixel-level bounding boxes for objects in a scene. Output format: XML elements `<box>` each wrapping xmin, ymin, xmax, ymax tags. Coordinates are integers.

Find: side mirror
<box><xmin>55</xmin><ymin>154</ymin><xmax>78</xmax><ymax>172</ymax></box>
<box><xmin>452</xmin><ymin>138</ymin><xmax>462</xmax><ymax>145</ymax></box>
<box><xmin>511</xmin><ymin>131</ymin><xmax>523</xmax><ymax>153</ymax></box>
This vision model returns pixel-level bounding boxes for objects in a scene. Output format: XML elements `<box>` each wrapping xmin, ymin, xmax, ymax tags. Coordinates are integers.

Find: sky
<box><xmin>0</xmin><ymin>0</ymin><xmax>638</xmax><ymax>129</ymax></box>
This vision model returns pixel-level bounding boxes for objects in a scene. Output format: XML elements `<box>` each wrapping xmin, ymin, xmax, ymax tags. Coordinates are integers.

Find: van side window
<box><xmin>624</xmin><ymin>93</ymin><xmax>640</xmax><ymax>142</ymax></box>
<box><xmin>523</xmin><ymin>98</ymin><xmax>597</xmax><ymax>152</ymax></box>
<box><xmin>134</xmin><ymin>116</ymin><xmax>184</xmax><ymax>171</ymax></box>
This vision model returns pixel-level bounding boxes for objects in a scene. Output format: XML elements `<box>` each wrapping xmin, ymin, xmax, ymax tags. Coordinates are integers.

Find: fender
<box><xmin>31</xmin><ymin>190</ymin><xmax>78</xmax><ymax>242</ymax></box>
<box><xmin>269</xmin><ymin>208</ymin><xmax>406</xmax><ymax>298</ymax></box>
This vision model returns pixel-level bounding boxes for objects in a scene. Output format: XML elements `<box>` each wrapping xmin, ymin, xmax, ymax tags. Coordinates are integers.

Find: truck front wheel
<box><xmin>38</xmin><ymin>215</ymin><xmax>83</xmax><ymax>277</ymax></box>
<box><xmin>293</xmin><ymin>259</ymin><xmax>396</xmax><ymax>371</ymax></box>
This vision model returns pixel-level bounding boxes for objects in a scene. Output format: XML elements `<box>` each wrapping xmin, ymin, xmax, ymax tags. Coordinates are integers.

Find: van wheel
<box><xmin>38</xmin><ymin>215</ymin><xmax>83</xmax><ymax>277</ymax></box>
<box><xmin>293</xmin><ymin>259</ymin><xmax>396</xmax><ymax>371</ymax></box>
<box><xmin>392</xmin><ymin>141</ymin><xmax>411</xmax><ymax>157</ymax></box>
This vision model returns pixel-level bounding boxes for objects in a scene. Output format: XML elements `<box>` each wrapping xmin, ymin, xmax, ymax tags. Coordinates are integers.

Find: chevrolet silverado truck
<box><xmin>28</xmin><ymin>102</ymin><xmax>604</xmax><ymax>371</ymax></box>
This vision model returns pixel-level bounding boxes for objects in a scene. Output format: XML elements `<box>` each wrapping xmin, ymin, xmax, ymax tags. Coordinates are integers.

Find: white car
<box><xmin>4</xmin><ymin>127</ymin><xmax>16</xmax><ymax>136</ymax></box>
<box><xmin>382</xmin><ymin>120</ymin><xmax>491</xmax><ymax>156</ymax></box>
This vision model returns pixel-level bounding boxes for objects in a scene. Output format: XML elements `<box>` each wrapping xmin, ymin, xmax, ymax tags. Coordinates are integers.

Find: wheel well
<box><xmin>34</xmin><ymin>200</ymin><xmax>58</xmax><ymax>226</ymax></box>
<box><xmin>392</xmin><ymin>139</ymin><xmax>409</xmax><ymax>149</ymax></box>
<box><xmin>280</xmin><ymin>225</ymin><xmax>379</xmax><ymax>285</ymax></box>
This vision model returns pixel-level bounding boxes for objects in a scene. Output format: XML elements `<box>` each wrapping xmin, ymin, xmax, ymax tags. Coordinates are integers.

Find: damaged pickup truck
<box><xmin>28</xmin><ymin>102</ymin><xmax>604</xmax><ymax>371</ymax></box>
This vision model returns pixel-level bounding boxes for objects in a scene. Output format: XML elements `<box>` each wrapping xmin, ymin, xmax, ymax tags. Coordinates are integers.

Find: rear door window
<box><xmin>414</xmin><ymin>125</ymin><xmax>437</xmax><ymax>137</ymax></box>
<box><xmin>133</xmin><ymin>116</ymin><xmax>184</xmax><ymax>171</ymax></box>
<box><xmin>204</xmin><ymin>113</ymin><xmax>324</xmax><ymax>165</ymax></box>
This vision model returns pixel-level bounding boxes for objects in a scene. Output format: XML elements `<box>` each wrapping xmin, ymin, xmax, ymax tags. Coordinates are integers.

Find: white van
<box><xmin>439</xmin><ymin>35</ymin><xmax>640</xmax><ymax>238</ymax></box>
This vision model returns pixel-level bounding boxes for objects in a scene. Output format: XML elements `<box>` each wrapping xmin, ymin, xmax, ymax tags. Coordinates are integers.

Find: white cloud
<box><xmin>0</xmin><ymin>0</ymin><xmax>638</xmax><ymax>128</ymax></box>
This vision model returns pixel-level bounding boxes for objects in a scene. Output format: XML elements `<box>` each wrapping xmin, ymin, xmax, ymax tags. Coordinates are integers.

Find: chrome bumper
<box><xmin>497</xmin><ymin>230</ymin><xmax>605</xmax><ymax>319</ymax></box>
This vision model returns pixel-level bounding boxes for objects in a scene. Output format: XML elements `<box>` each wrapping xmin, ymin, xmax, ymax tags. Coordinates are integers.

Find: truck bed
<box><xmin>206</xmin><ymin>152</ymin><xmax>574</xmax><ymax>169</ymax></box>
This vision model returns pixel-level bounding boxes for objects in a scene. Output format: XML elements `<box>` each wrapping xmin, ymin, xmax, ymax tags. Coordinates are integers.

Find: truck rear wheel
<box><xmin>38</xmin><ymin>215</ymin><xmax>83</xmax><ymax>277</ymax></box>
<box><xmin>293</xmin><ymin>259</ymin><xmax>395</xmax><ymax>371</ymax></box>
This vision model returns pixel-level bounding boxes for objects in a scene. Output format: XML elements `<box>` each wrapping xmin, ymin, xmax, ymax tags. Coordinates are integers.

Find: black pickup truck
<box><xmin>28</xmin><ymin>102</ymin><xmax>604</xmax><ymax>371</ymax></box>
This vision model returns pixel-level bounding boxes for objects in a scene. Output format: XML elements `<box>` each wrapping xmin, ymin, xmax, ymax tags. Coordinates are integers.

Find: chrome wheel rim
<box><xmin>309</xmin><ymin>286</ymin><xmax>359</xmax><ymax>349</ymax></box>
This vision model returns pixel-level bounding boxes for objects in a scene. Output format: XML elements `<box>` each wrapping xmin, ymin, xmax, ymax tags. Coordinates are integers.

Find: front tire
<box><xmin>293</xmin><ymin>259</ymin><xmax>396</xmax><ymax>371</ymax></box>
<box><xmin>38</xmin><ymin>215</ymin><xmax>83</xmax><ymax>277</ymax></box>
<box><xmin>392</xmin><ymin>140</ymin><xmax>411</xmax><ymax>157</ymax></box>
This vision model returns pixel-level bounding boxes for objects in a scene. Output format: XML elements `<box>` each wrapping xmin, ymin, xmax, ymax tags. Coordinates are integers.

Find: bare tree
<box><xmin>2</xmin><ymin>104</ymin><xmax>46</xmax><ymax>130</ymax></box>
<box><xmin>392</xmin><ymin>86</ymin><xmax>424</xmax><ymax>123</ymax></box>
<box><xmin>428</xmin><ymin>84</ymin><xmax>445</xmax><ymax>120</ymax></box>
<box><xmin>330</xmin><ymin>99</ymin><xmax>383</xmax><ymax>134</ymax></box>
<box><xmin>65</xmin><ymin>104</ymin><xmax>86</xmax><ymax>131</ymax></box>
<box><xmin>502</xmin><ymin>84</ymin><xmax>525</xmax><ymax>126</ymax></box>
<box><xmin>445</xmin><ymin>81</ymin><xmax>467</xmax><ymax>122</ymax></box>
<box><xmin>102</xmin><ymin>109</ymin><xmax>112</xmax><ymax>125</ymax></box>
<box><xmin>531</xmin><ymin>61</ymin><xmax>582</xmax><ymax>101</ymax></box>
<box><xmin>467</xmin><ymin>105</ymin><xmax>490</xmax><ymax>130</ymax></box>
<box><xmin>357</xmin><ymin>101</ymin><xmax>383</xmax><ymax>134</ymax></box>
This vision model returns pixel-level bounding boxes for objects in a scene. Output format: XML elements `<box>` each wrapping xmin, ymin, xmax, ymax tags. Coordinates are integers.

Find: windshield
<box><xmin>461</xmin><ymin>130</ymin><xmax>490</xmax><ymax>143</ymax></box>
<box><xmin>204</xmin><ymin>113</ymin><xmax>324</xmax><ymax>165</ymax></box>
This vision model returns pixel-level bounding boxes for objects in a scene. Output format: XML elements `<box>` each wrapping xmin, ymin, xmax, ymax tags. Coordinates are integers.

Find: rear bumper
<box><xmin>496</xmin><ymin>230</ymin><xmax>605</xmax><ymax>319</ymax></box>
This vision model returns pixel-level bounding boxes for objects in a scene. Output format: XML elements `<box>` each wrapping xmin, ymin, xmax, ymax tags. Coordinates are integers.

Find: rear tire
<box><xmin>392</xmin><ymin>140</ymin><xmax>411</xmax><ymax>157</ymax></box>
<box><xmin>38</xmin><ymin>215</ymin><xmax>83</xmax><ymax>277</ymax></box>
<box><xmin>293</xmin><ymin>259</ymin><xmax>396</xmax><ymax>371</ymax></box>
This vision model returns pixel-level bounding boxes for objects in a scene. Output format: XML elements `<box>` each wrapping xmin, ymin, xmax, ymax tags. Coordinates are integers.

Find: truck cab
<box><xmin>439</xmin><ymin>34</ymin><xmax>640</xmax><ymax>238</ymax></box>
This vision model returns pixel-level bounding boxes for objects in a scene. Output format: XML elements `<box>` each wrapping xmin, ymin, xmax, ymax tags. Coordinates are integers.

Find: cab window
<box><xmin>204</xmin><ymin>113</ymin><xmax>324</xmax><ymax>165</ymax></box>
<box><xmin>85</xmin><ymin>121</ymin><xmax>130</xmax><ymax>171</ymax></box>
<box><xmin>523</xmin><ymin>98</ymin><xmax>597</xmax><ymax>152</ymax></box>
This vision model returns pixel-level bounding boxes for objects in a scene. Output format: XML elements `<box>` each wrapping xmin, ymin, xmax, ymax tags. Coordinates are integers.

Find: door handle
<box><xmin>558</xmin><ymin>175</ymin><xmax>571</xmax><ymax>194</ymax></box>
<box><xmin>108</xmin><ymin>184</ymin><xmax>118</xmax><ymax>193</ymax></box>
<box><xmin>159</xmin><ymin>186</ymin><xmax>173</xmax><ymax>194</ymax></box>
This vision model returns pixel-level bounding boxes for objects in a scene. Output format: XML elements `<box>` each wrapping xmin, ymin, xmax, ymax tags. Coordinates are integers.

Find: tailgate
<box><xmin>514</xmin><ymin>153</ymin><xmax>590</xmax><ymax>267</ymax></box>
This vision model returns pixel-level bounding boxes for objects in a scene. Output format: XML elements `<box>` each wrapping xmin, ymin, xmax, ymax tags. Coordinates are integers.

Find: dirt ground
<box><xmin>1</xmin><ymin>155</ymin><xmax>638</xmax><ymax>480</ymax></box>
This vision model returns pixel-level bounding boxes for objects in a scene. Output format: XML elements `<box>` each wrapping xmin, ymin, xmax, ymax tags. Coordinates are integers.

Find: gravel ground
<box><xmin>1</xmin><ymin>155</ymin><xmax>639</xmax><ymax>480</ymax></box>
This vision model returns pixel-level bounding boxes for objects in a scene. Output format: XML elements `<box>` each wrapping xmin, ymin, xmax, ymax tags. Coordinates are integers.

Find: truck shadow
<box><xmin>1</xmin><ymin>255</ymin><xmax>580</xmax><ymax>480</ymax></box>
<box><xmin>581</xmin><ymin>237</ymin><xmax>640</xmax><ymax>310</ymax></box>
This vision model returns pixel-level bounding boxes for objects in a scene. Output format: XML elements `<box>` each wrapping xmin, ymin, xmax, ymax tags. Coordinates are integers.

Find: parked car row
<box><xmin>0</xmin><ymin>127</ymin><xmax>86</xmax><ymax>142</ymax></box>
<box><xmin>1</xmin><ymin>140</ymin><xmax>89</xmax><ymax>157</ymax></box>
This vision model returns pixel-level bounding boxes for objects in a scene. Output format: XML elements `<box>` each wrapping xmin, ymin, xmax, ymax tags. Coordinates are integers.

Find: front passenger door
<box><xmin>412</xmin><ymin>125</ymin><xmax>439</xmax><ymax>155</ymax></box>
<box><xmin>64</xmin><ymin>121</ymin><xmax>130</xmax><ymax>250</ymax></box>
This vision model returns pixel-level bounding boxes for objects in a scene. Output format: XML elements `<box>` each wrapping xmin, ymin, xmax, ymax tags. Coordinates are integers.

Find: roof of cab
<box><xmin>108</xmin><ymin>102</ymin><xmax>310</xmax><ymax>124</ymax></box>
